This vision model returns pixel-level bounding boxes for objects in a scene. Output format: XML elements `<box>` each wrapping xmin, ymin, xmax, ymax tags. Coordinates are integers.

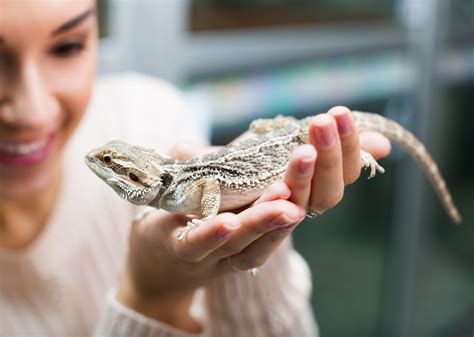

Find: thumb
<box><xmin>359</xmin><ymin>131</ymin><xmax>391</xmax><ymax>160</ymax></box>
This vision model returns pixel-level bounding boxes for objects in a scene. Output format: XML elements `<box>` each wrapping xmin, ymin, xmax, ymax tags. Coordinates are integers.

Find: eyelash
<box><xmin>51</xmin><ymin>42</ymin><xmax>85</xmax><ymax>58</ymax></box>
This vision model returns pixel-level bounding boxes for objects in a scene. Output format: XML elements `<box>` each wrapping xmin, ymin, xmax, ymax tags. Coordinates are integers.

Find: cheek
<box><xmin>49</xmin><ymin>41</ymin><xmax>97</xmax><ymax>141</ymax></box>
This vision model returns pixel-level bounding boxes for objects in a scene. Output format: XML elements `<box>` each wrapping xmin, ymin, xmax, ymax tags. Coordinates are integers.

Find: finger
<box><xmin>171</xmin><ymin>213</ymin><xmax>240</xmax><ymax>262</ymax></box>
<box><xmin>220</xmin><ymin>223</ymin><xmax>298</xmax><ymax>273</ymax></box>
<box><xmin>283</xmin><ymin>144</ymin><xmax>316</xmax><ymax>209</ymax></box>
<box><xmin>328</xmin><ymin>106</ymin><xmax>361</xmax><ymax>185</ymax></box>
<box><xmin>210</xmin><ymin>200</ymin><xmax>305</xmax><ymax>260</ymax></box>
<box><xmin>253</xmin><ymin>181</ymin><xmax>292</xmax><ymax>205</ymax></box>
<box><xmin>135</xmin><ymin>209</ymin><xmax>188</xmax><ymax>240</ymax></box>
<box><xmin>308</xmin><ymin>113</ymin><xmax>345</xmax><ymax>212</ymax></box>
<box><xmin>169</xmin><ymin>142</ymin><xmax>221</xmax><ymax>160</ymax></box>
<box><xmin>359</xmin><ymin>131</ymin><xmax>391</xmax><ymax>160</ymax></box>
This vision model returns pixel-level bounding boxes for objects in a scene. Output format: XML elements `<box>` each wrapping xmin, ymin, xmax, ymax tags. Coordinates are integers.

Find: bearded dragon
<box><xmin>85</xmin><ymin>111</ymin><xmax>462</xmax><ymax>240</ymax></box>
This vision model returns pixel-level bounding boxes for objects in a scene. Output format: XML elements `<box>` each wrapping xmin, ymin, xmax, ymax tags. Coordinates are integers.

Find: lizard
<box><xmin>84</xmin><ymin>111</ymin><xmax>462</xmax><ymax>240</ymax></box>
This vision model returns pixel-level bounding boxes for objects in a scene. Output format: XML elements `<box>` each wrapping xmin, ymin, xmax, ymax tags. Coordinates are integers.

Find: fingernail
<box><xmin>313</xmin><ymin>116</ymin><xmax>336</xmax><ymax>148</ymax></box>
<box><xmin>335</xmin><ymin>113</ymin><xmax>352</xmax><ymax>136</ymax></box>
<box><xmin>299</xmin><ymin>157</ymin><xmax>314</xmax><ymax>176</ymax></box>
<box><xmin>268</xmin><ymin>214</ymin><xmax>292</xmax><ymax>228</ymax></box>
<box><xmin>298</xmin><ymin>208</ymin><xmax>306</xmax><ymax>219</ymax></box>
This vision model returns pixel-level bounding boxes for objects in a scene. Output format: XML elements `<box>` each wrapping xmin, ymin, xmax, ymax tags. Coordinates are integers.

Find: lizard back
<box><xmin>167</xmin><ymin>124</ymin><xmax>305</xmax><ymax>211</ymax></box>
<box><xmin>180</xmin><ymin>111</ymin><xmax>461</xmax><ymax>223</ymax></box>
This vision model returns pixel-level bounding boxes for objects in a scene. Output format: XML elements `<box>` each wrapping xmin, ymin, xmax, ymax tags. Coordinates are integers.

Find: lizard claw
<box><xmin>176</xmin><ymin>217</ymin><xmax>211</xmax><ymax>241</ymax></box>
<box><xmin>360</xmin><ymin>150</ymin><xmax>385</xmax><ymax>179</ymax></box>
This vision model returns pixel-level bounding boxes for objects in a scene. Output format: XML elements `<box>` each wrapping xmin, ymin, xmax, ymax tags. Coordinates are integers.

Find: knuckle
<box><xmin>263</xmin><ymin>201</ymin><xmax>296</xmax><ymax>224</ymax></box>
<box><xmin>316</xmin><ymin>153</ymin><xmax>341</xmax><ymax>172</ymax></box>
<box><xmin>215</xmin><ymin>213</ymin><xmax>238</xmax><ymax>226</ymax></box>
<box><xmin>214</xmin><ymin>223</ymin><xmax>231</xmax><ymax>239</ymax></box>
<box><xmin>292</xmin><ymin>169</ymin><xmax>314</xmax><ymax>185</ymax></box>
<box><xmin>267</xmin><ymin>212</ymin><xmax>292</xmax><ymax>228</ymax></box>
<box><xmin>266</xmin><ymin>182</ymin><xmax>292</xmax><ymax>200</ymax></box>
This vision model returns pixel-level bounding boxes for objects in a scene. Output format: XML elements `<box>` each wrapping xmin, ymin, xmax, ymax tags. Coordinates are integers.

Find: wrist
<box><xmin>117</xmin><ymin>268</ymin><xmax>201</xmax><ymax>333</ymax></box>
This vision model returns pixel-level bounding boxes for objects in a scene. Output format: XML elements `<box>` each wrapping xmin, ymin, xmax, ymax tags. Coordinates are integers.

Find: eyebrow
<box><xmin>51</xmin><ymin>7</ymin><xmax>95</xmax><ymax>36</ymax></box>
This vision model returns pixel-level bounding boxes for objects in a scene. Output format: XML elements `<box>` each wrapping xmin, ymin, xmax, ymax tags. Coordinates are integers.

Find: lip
<box><xmin>0</xmin><ymin>133</ymin><xmax>57</xmax><ymax>167</ymax></box>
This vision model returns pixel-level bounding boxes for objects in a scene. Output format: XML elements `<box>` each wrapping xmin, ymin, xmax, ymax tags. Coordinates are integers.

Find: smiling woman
<box><xmin>0</xmin><ymin>1</ymin><xmax>390</xmax><ymax>337</ymax></box>
<box><xmin>0</xmin><ymin>1</ymin><xmax>97</xmax><ymax>203</ymax></box>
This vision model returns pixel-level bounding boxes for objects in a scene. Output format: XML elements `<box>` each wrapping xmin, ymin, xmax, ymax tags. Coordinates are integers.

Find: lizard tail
<box><xmin>353</xmin><ymin>111</ymin><xmax>462</xmax><ymax>224</ymax></box>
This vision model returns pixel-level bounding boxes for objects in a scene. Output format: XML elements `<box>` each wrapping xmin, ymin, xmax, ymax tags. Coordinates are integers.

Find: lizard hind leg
<box><xmin>360</xmin><ymin>150</ymin><xmax>385</xmax><ymax>179</ymax></box>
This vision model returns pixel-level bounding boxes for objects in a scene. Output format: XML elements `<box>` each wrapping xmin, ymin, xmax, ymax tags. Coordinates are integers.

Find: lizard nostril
<box><xmin>86</xmin><ymin>153</ymin><xmax>95</xmax><ymax>162</ymax></box>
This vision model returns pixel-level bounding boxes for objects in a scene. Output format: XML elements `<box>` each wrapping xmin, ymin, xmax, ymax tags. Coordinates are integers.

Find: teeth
<box><xmin>0</xmin><ymin>138</ymin><xmax>48</xmax><ymax>155</ymax></box>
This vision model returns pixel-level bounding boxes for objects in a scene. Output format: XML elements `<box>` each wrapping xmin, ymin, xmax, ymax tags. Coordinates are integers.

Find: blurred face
<box><xmin>0</xmin><ymin>0</ymin><xmax>97</xmax><ymax>200</ymax></box>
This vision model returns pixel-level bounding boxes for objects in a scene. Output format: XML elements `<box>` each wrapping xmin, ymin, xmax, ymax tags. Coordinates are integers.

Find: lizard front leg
<box><xmin>177</xmin><ymin>179</ymin><xmax>221</xmax><ymax>241</ymax></box>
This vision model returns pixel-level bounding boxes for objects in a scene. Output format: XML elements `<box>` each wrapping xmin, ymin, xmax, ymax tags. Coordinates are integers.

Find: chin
<box><xmin>0</xmin><ymin>168</ymin><xmax>58</xmax><ymax>201</ymax></box>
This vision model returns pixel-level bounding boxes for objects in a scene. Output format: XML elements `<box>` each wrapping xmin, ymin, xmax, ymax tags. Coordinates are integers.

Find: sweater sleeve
<box><xmin>204</xmin><ymin>238</ymin><xmax>319</xmax><ymax>337</ymax></box>
<box><xmin>93</xmin><ymin>239</ymin><xmax>318</xmax><ymax>337</ymax></box>
<box><xmin>93</xmin><ymin>289</ymin><xmax>210</xmax><ymax>337</ymax></box>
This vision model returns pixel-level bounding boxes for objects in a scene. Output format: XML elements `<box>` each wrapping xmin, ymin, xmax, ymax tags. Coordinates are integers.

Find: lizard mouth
<box><xmin>84</xmin><ymin>154</ymin><xmax>119</xmax><ymax>186</ymax></box>
<box><xmin>84</xmin><ymin>156</ymin><xmax>129</xmax><ymax>197</ymax></box>
<box><xmin>84</xmin><ymin>154</ymin><xmax>107</xmax><ymax>178</ymax></box>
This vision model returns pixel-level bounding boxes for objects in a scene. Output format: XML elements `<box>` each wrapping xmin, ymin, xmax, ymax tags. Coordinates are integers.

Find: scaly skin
<box><xmin>85</xmin><ymin>111</ymin><xmax>461</xmax><ymax>240</ymax></box>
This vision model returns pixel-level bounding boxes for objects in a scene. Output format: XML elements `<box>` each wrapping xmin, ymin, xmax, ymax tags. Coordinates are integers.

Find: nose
<box><xmin>1</xmin><ymin>58</ymin><xmax>59</xmax><ymax>129</ymax></box>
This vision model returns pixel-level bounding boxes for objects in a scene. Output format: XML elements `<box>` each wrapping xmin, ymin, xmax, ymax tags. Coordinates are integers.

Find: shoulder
<box><xmin>84</xmin><ymin>72</ymin><xmax>208</xmax><ymax>152</ymax></box>
<box><xmin>94</xmin><ymin>72</ymin><xmax>187</xmax><ymax>107</ymax></box>
<box><xmin>90</xmin><ymin>72</ymin><xmax>190</xmax><ymax>126</ymax></box>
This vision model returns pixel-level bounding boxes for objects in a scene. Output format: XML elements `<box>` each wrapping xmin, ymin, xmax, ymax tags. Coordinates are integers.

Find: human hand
<box><xmin>117</xmin><ymin>185</ymin><xmax>305</xmax><ymax>332</ymax></box>
<box><xmin>116</xmin><ymin>106</ymin><xmax>391</xmax><ymax>332</ymax></box>
<box><xmin>282</xmin><ymin>106</ymin><xmax>391</xmax><ymax>215</ymax></box>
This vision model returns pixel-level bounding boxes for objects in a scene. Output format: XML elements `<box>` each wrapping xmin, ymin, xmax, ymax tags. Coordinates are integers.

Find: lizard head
<box><xmin>84</xmin><ymin>140</ymin><xmax>174</xmax><ymax>205</ymax></box>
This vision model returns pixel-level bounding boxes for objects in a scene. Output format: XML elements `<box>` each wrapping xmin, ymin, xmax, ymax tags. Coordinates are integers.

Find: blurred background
<box><xmin>96</xmin><ymin>0</ymin><xmax>473</xmax><ymax>336</ymax></box>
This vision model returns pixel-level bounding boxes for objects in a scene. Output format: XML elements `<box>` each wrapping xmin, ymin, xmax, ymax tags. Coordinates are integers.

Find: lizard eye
<box><xmin>103</xmin><ymin>154</ymin><xmax>112</xmax><ymax>164</ymax></box>
<box><xmin>128</xmin><ymin>172</ymin><xmax>140</xmax><ymax>182</ymax></box>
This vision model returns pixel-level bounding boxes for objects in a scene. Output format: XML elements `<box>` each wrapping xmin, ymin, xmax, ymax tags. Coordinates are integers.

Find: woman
<box><xmin>0</xmin><ymin>1</ymin><xmax>391</xmax><ymax>336</ymax></box>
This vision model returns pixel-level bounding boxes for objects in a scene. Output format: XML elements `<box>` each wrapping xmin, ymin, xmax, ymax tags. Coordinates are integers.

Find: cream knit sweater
<box><xmin>0</xmin><ymin>73</ymin><xmax>319</xmax><ymax>337</ymax></box>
